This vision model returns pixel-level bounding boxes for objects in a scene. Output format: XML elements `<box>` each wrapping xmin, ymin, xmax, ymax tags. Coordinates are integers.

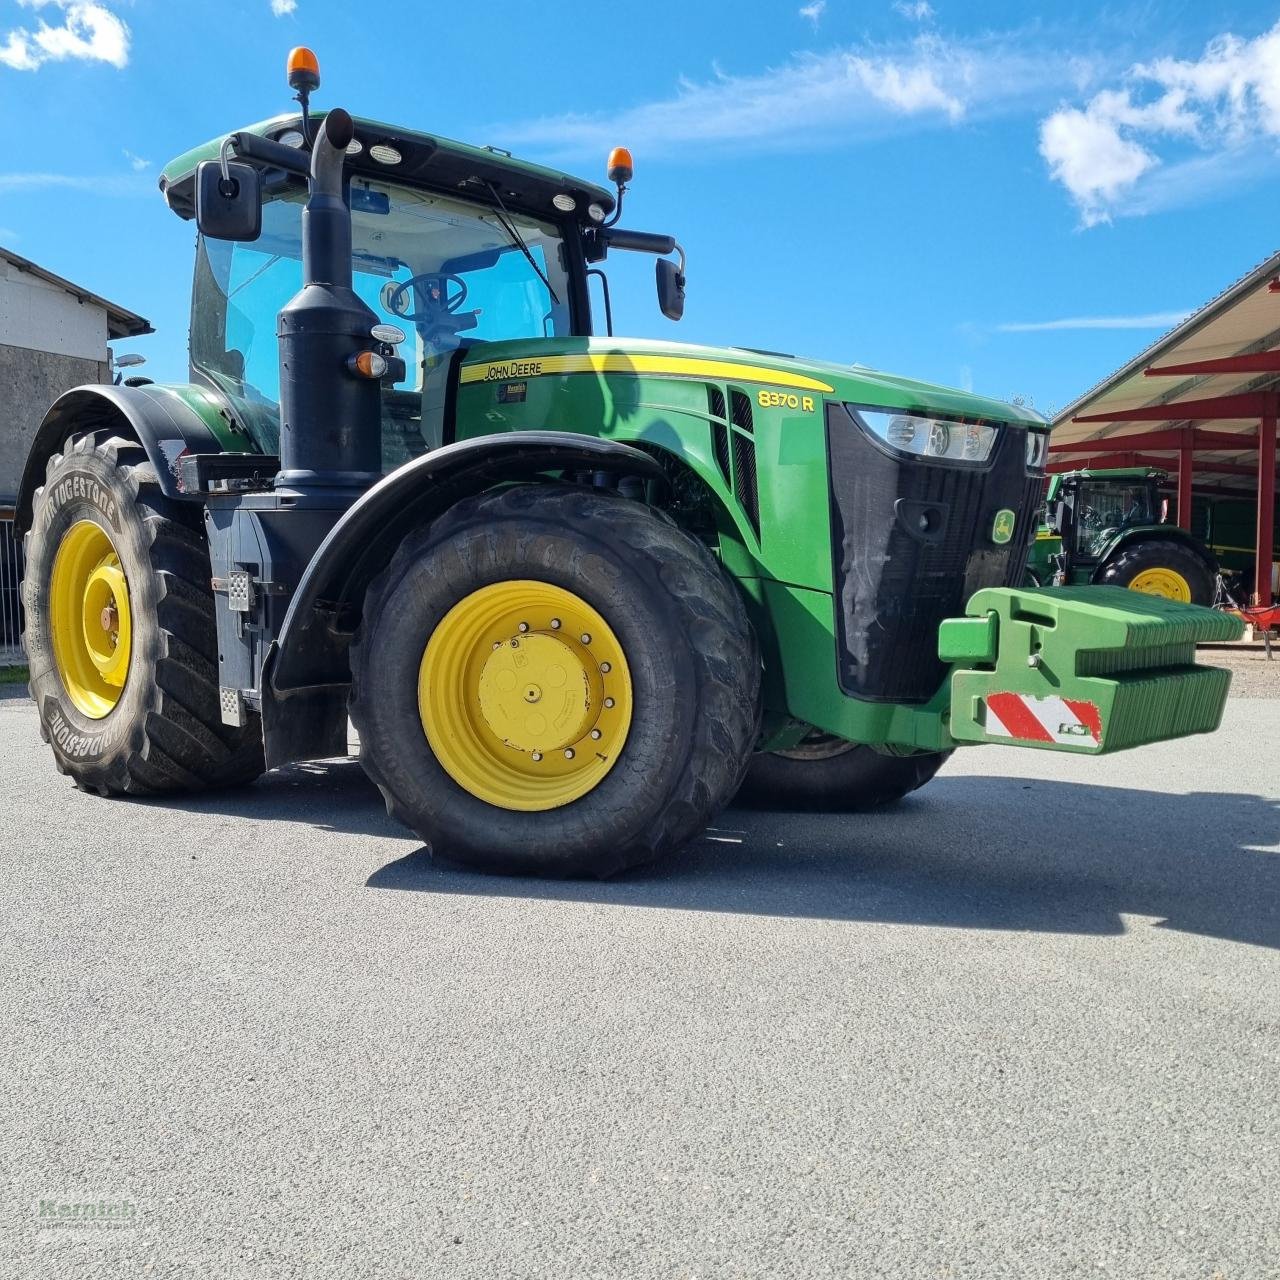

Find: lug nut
<box><xmin>531</xmin><ymin>751</ymin><xmax>543</xmax><ymax>762</ymax></box>
<box><xmin>564</xmin><ymin>748</ymin><xmax>575</xmax><ymax>760</ymax></box>
<box><xmin>604</xmin><ymin>697</ymin><xmax>615</xmax><ymax>709</ymax></box>
<box><xmin>550</xmin><ymin>618</ymin><xmax>561</xmax><ymax>629</ymax></box>
<box><xmin>580</xmin><ymin>633</ymin><xmax>591</xmax><ymax>644</ymax></box>
<box><xmin>590</xmin><ymin>729</ymin><xmax>602</xmax><ymax>740</ymax></box>
<box><xmin>600</xmin><ymin>662</ymin><xmax>611</xmax><ymax>673</ymax></box>
<box><xmin>518</xmin><ymin>621</ymin><xmax>530</xmax><ymax>633</ymax></box>
<box><xmin>492</xmin><ymin>641</ymin><xmax>502</xmax><ymax>650</ymax></box>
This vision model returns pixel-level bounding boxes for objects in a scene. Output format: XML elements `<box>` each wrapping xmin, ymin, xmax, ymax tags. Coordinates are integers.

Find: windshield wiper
<box><xmin>483</xmin><ymin>181</ymin><xmax>561</xmax><ymax>307</ymax></box>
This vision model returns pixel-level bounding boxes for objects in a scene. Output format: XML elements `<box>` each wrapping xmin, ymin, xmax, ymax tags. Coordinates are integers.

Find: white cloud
<box><xmin>0</xmin><ymin>171</ymin><xmax>149</xmax><ymax>195</ymax></box>
<box><xmin>0</xmin><ymin>1</ymin><xmax>129</xmax><ymax>72</ymax></box>
<box><xmin>123</xmin><ymin>149</ymin><xmax>150</xmax><ymax>171</ymax></box>
<box><xmin>799</xmin><ymin>1</ymin><xmax>825</xmax><ymax>28</ymax></box>
<box><xmin>1040</xmin><ymin>20</ymin><xmax>1280</xmax><ymax>225</ymax></box>
<box><xmin>498</xmin><ymin>33</ymin><xmax>1067</xmax><ymax>159</ymax></box>
<box><xmin>894</xmin><ymin>1</ymin><xmax>934</xmax><ymax>21</ymax></box>
<box><xmin>995</xmin><ymin>311</ymin><xmax>1191</xmax><ymax>333</ymax></box>
<box><xmin>270</xmin><ymin>0</ymin><xmax>297</xmax><ymax>14</ymax></box>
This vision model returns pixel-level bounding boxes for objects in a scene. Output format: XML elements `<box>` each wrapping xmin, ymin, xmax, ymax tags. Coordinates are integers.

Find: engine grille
<box><xmin>826</xmin><ymin>403</ymin><xmax>1039</xmax><ymax>704</ymax></box>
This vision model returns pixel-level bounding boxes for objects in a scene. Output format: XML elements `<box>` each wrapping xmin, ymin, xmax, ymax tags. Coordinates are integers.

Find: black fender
<box><xmin>1091</xmin><ymin>525</ymin><xmax>1219</xmax><ymax>580</ymax></box>
<box><xmin>15</xmin><ymin>384</ymin><xmax>226</xmax><ymax>534</ymax></box>
<box><xmin>269</xmin><ymin>431</ymin><xmax>668</xmax><ymax>693</ymax></box>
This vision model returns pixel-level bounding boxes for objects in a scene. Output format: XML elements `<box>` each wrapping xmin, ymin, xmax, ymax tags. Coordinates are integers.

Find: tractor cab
<box><xmin>1049</xmin><ymin>468</ymin><xmax>1167</xmax><ymax>566</ymax></box>
<box><xmin>160</xmin><ymin>111</ymin><xmax>679</xmax><ymax>471</ymax></box>
<box><xmin>1030</xmin><ymin>467</ymin><xmax>1218</xmax><ymax>605</ymax></box>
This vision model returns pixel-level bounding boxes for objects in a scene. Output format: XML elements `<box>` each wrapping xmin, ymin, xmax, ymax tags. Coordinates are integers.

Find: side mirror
<box><xmin>196</xmin><ymin>159</ymin><xmax>262</xmax><ymax>242</ymax></box>
<box><xmin>656</xmin><ymin>257</ymin><xmax>685</xmax><ymax>322</ymax></box>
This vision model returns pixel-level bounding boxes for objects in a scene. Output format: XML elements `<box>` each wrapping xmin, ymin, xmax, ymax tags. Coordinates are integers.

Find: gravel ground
<box><xmin>2</xmin><ymin>684</ymin><xmax>1278</xmax><ymax>1279</ymax></box>
<box><xmin>1204</xmin><ymin>647</ymin><xmax>1280</xmax><ymax>699</ymax></box>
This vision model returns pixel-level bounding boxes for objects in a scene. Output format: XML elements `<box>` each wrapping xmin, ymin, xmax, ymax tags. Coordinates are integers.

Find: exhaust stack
<box><xmin>275</xmin><ymin>107</ymin><xmax>382</xmax><ymax>494</ymax></box>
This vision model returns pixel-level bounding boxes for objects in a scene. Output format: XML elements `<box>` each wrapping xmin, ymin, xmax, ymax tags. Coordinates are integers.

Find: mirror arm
<box><xmin>225</xmin><ymin>131</ymin><xmax>312</xmax><ymax>178</ymax></box>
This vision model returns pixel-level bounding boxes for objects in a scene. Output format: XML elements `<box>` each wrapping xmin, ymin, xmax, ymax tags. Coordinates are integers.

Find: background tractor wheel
<box><xmin>349</xmin><ymin>483</ymin><xmax>760</xmax><ymax>878</ymax></box>
<box><xmin>23</xmin><ymin>433</ymin><xmax>264</xmax><ymax>794</ymax></box>
<box><xmin>1096</xmin><ymin>538</ymin><xmax>1214</xmax><ymax>606</ymax></box>
<box><xmin>737</xmin><ymin>732</ymin><xmax>951</xmax><ymax>812</ymax></box>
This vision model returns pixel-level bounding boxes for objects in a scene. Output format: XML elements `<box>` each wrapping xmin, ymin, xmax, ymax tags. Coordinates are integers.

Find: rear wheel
<box><xmin>23</xmin><ymin>433</ymin><xmax>264</xmax><ymax>794</ymax></box>
<box><xmin>1097</xmin><ymin>538</ymin><xmax>1214</xmax><ymax>606</ymax></box>
<box><xmin>349</xmin><ymin>484</ymin><xmax>760</xmax><ymax>877</ymax></box>
<box><xmin>737</xmin><ymin>732</ymin><xmax>951</xmax><ymax>812</ymax></box>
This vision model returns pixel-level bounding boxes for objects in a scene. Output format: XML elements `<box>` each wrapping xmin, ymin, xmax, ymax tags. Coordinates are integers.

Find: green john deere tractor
<box><xmin>1026</xmin><ymin>467</ymin><xmax>1219</xmax><ymax>605</ymax></box>
<box><xmin>16</xmin><ymin>52</ymin><xmax>1242</xmax><ymax>877</ymax></box>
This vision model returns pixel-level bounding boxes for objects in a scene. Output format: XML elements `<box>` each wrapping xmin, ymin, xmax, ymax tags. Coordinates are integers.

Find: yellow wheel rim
<box><xmin>1129</xmin><ymin>567</ymin><xmax>1192</xmax><ymax>602</ymax></box>
<box><xmin>419</xmin><ymin>580</ymin><xmax>633</xmax><ymax>812</ymax></box>
<box><xmin>49</xmin><ymin>520</ymin><xmax>133</xmax><ymax>719</ymax></box>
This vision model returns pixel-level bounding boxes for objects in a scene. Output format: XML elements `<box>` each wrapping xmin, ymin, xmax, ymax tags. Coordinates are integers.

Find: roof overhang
<box><xmin>0</xmin><ymin>246</ymin><xmax>152</xmax><ymax>340</ymax></box>
<box><xmin>1051</xmin><ymin>249</ymin><xmax>1280</xmax><ymax>492</ymax></box>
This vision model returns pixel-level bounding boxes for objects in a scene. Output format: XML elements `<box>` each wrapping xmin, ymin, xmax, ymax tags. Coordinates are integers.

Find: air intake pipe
<box><xmin>275</xmin><ymin>108</ymin><xmax>382</xmax><ymax>493</ymax></box>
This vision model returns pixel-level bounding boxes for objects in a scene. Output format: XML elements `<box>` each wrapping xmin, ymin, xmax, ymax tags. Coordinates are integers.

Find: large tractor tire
<box><xmin>349</xmin><ymin>483</ymin><xmax>760</xmax><ymax>878</ymax></box>
<box><xmin>23</xmin><ymin>433</ymin><xmax>264</xmax><ymax>794</ymax></box>
<box><xmin>1096</xmin><ymin>538</ymin><xmax>1214</xmax><ymax>606</ymax></box>
<box><xmin>737</xmin><ymin>732</ymin><xmax>951</xmax><ymax>812</ymax></box>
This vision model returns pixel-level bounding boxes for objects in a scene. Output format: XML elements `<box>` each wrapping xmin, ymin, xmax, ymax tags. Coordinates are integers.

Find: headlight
<box><xmin>1025</xmin><ymin>430</ymin><xmax>1049</xmax><ymax>471</ymax></box>
<box><xmin>853</xmin><ymin>408</ymin><xmax>998</xmax><ymax>463</ymax></box>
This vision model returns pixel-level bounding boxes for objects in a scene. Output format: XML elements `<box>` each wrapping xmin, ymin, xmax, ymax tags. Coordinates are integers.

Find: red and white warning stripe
<box><xmin>984</xmin><ymin>692</ymin><xmax>1103</xmax><ymax>750</ymax></box>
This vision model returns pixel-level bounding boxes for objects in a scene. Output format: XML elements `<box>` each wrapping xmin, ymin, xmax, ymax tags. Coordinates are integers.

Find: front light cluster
<box><xmin>1025</xmin><ymin>430</ymin><xmax>1050</xmax><ymax>472</ymax></box>
<box><xmin>855</xmin><ymin>409</ymin><xmax>998</xmax><ymax>463</ymax></box>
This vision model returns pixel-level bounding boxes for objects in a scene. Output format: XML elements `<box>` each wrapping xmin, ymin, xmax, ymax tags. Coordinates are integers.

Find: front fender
<box><xmin>270</xmin><ymin>431</ymin><xmax>667</xmax><ymax>693</ymax></box>
<box><xmin>1092</xmin><ymin>524</ymin><xmax>1218</xmax><ymax>576</ymax></box>
<box><xmin>15</xmin><ymin>383</ymin><xmax>241</xmax><ymax>533</ymax></box>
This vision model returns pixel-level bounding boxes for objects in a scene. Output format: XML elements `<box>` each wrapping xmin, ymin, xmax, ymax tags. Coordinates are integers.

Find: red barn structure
<box><xmin>1052</xmin><ymin>251</ymin><xmax>1280</xmax><ymax>606</ymax></box>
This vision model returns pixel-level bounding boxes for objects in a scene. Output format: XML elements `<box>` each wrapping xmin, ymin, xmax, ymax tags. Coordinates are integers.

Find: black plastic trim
<box><xmin>15</xmin><ymin>384</ymin><xmax>223</xmax><ymax>534</ymax></box>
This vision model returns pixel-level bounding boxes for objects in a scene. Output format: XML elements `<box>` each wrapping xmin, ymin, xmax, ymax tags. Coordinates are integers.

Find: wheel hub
<box><xmin>418</xmin><ymin>580</ymin><xmax>633</xmax><ymax>812</ymax></box>
<box><xmin>477</xmin><ymin>632</ymin><xmax>600</xmax><ymax>753</ymax></box>
<box><xmin>1129</xmin><ymin>567</ymin><xmax>1191</xmax><ymax>602</ymax></box>
<box><xmin>49</xmin><ymin>519</ymin><xmax>133</xmax><ymax>719</ymax></box>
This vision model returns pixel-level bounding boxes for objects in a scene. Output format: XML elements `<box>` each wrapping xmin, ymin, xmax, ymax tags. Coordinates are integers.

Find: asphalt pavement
<box><xmin>2</xmin><ymin>683</ymin><xmax>1278</xmax><ymax>1279</ymax></box>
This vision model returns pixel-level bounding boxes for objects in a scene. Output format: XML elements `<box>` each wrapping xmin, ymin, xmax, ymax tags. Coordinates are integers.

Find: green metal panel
<box><xmin>147</xmin><ymin>383</ymin><xmax>252</xmax><ymax>453</ymax></box>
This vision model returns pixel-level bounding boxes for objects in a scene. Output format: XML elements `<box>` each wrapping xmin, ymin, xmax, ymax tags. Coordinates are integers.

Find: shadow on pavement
<box><xmin>153</xmin><ymin>757</ymin><xmax>1280</xmax><ymax>948</ymax></box>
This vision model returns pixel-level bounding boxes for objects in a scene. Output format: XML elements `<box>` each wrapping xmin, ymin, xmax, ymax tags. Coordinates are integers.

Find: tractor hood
<box><xmin>459</xmin><ymin>337</ymin><xmax>1046</xmax><ymax>427</ymax></box>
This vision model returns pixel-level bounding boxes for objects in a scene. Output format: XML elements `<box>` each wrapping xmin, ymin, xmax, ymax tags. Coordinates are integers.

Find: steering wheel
<box><xmin>383</xmin><ymin>273</ymin><xmax>469</xmax><ymax>323</ymax></box>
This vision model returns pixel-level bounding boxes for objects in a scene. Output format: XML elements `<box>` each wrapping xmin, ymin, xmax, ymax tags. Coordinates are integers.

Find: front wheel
<box><xmin>736</xmin><ymin>732</ymin><xmax>951</xmax><ymax>812</ymax></box>
<box><xmin>349</xmin><ymin>484</ymin><xmax>760</xmax><ymax>877</ymax></box>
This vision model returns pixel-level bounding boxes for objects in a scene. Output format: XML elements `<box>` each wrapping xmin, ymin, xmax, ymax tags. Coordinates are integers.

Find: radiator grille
<box><xmin>826</xmin><ymin>404</ymin><xmax>1039</xmax><ymax>703</ymax></box>
<box><xmin>706</xmin><ymin>386</ymin><xmax>731</xmax><ymax>484</ymax></box>
<box><xmin>732</xmin><ymin>433</ymin><xmax>760</xmax><ymax>537</ymax></box>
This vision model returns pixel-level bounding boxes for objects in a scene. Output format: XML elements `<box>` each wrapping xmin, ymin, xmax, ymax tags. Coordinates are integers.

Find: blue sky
<box><xmin>5</xmin><ymin>0</ymin><xmax>1280</xmax><ymax>415</ymax></box>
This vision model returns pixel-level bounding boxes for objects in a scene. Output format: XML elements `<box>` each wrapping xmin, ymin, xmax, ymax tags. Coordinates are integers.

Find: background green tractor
<box><xmin>14</xmin><ymin>52</ymin><xmax>1241</xmax><ymax>879</ymax></box>
<box><xmin>1026</xmin><ymin>467</ymin><xmax>1218</xmax><ymax>606</ymax></box>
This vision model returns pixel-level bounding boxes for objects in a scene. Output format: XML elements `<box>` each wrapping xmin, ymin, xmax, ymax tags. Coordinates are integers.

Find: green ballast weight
<box><xmin>938</xmin><ymin>585</ymin><xmax>1243</xmax><ymax>754</ymax></box>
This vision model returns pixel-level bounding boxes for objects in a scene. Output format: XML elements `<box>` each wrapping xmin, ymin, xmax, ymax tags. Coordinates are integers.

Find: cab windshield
<box><xmin>191</xmin><ymin>176</ymin><xmax>574</xmax><ymax>467</ymax></box>
<box><xmin>1073</xmin><ymin>481</ymin><xmax>1158</xmax><ymax>557</ymax></box>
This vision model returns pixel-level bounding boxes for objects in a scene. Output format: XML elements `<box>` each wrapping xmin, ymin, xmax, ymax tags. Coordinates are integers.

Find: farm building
<box><xmin>0</xmin><ymin>247</ymin><xmax>151</xmax><ymax>661</ymax></box>
<box><xmin>1052</xmin><ymin>250</ymin><xmax>1280</xmax><ymax>607</ymax></box>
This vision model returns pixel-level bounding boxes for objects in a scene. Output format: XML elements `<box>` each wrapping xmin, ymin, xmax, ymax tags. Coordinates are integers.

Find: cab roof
<box><xmin>158</xmin><ymin>111</ymin><xmax>616</xmax><ymax>225</ymax></box>
<box><xmin>1059</xmin><ymin>467</ymin><xmax>1168</xmax><ymax>482</ymax></box>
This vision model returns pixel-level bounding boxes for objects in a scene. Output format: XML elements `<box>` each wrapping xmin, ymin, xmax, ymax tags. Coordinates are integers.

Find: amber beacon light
<box><xmin>287</xmin><ymin>46</ymin><xmax>321</xmax><ymax>93</ymax></box>
<box><xmin>606</xmin><ymin>146</ymin><xmax>634</xmax><ymax>186</ymax></box>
